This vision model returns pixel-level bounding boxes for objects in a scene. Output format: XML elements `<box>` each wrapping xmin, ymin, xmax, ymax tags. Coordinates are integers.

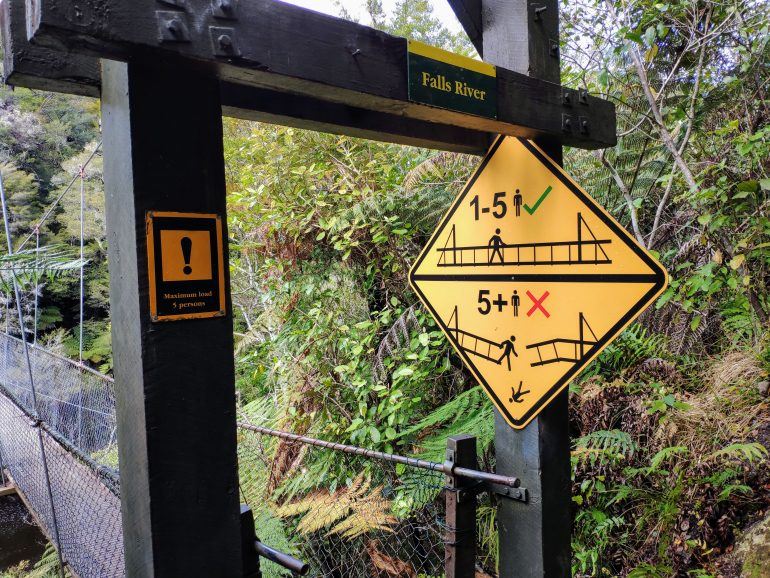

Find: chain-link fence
<box><xmin>0</xmin><ymin>332</ymin><xmax>123</xmax><ymax>578</ymax></box>
<box><xmin>237</xmin><ymin>422</ymin><xmax>515</xmax><ymax>578</ymax></box>
<box><xmin>238</xmin><ymin>425</ymin><xmax>446</xmax><ymax>577</ymax></box>
<box><xmin>0</xmin><ymin>333</ymin><xmax>118</xmax><ymax>464</ymax></box>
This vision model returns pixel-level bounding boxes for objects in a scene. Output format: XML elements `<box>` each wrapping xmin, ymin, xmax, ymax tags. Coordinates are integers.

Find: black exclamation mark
<box><xmin>181</xmin><ymin>237</ymin><xmax>192</xmax><ymax>275</ymax></box>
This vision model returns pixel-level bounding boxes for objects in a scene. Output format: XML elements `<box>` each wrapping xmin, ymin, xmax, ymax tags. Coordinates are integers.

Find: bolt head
<box><xmin>167</xmin><ymin>19</ymin><xmax>181</xmax><ymax>35</ymax></box>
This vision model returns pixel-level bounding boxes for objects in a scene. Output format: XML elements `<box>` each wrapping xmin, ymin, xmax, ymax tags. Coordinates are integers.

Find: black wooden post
<box><xmin>482</xmin><ymin>1</ymin><xmax>572</xmax><ymax>576</ymax></box>
<box><xmin>101</xmin><ymin>59</ymin><xmax>242</xmax><ymax>576</ymax></box>
<box><xmin>445</xmin><ymin>434</ymin><xmax>477</xmax><ymax>578</ymax></box>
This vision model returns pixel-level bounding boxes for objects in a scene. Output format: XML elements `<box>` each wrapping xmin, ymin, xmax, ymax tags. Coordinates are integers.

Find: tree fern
<box><xmin>395</xmin><ymin>386</ymin><xmax>494</xmax><ymax>463</ymax></box>
<box><xmin>274</xmin><ymin>472</ymin><xmax>397</xmax><ymax>539</ymax></box>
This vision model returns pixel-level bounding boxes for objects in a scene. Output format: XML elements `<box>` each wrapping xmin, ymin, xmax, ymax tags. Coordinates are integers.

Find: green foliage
<box><xmin>582</xmin><ymin>324</ymin><xmax>667</xmax><ymax>379</ymax></box>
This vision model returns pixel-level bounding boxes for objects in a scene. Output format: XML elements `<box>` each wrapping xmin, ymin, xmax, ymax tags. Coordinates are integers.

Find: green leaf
<box><xmin>418</xmin><ymin>333</ymin><xmax>430</xmax><ymax>347</ymax></box>
<box><xmin>736</xmin><ymin>180</ymin><xmax>759</xmax><ymax>192</ymax></box>
<box><xmin>644</xmin><ymin>26</ymin><xmax>656</xmax><ymax>45</ymax></box>
<box><xmin>729</xmin><ymin>254</ymin><xmax>745</xmax><ymax>270</ymax></box>
<box><xmin>392</xmin><ymin>366</ymin><xmax>414</xmax><ymax>379</ymax></box>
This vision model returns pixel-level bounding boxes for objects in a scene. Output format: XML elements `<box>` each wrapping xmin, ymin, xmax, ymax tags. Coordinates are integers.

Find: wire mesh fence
<box><xmin>0</xmin><ymin>331</ymin><xmax>123</xmax><ymax>578</ymax></box>
<box><xmin>0</xmin><ymin>332</ymin><xmax>118</xmax><ymax>465</ymax></box>
<box><xmin>237</xmin><ymin>423</ymin><xmax>448</xmax><ymax>578</ymax></box>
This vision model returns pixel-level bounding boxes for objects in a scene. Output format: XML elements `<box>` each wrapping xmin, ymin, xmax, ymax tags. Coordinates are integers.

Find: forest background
<box><xmin>0</xmin><ymin>0</ymin><xmax>768</xmax><ymax>576</ymax></box>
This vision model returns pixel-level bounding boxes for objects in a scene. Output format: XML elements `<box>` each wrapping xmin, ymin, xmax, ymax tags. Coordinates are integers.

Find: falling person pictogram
<box><xmin>509</xmin><ymin>381</ymin><xmax>530</xmax><ymax>403</ymax></box>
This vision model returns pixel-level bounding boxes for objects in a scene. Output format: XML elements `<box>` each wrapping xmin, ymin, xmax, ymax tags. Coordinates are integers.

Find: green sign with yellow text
<box><xmin>407</xmin><ymin>41</ymin><xmax>497</xmax><ymax>120</ymax></box>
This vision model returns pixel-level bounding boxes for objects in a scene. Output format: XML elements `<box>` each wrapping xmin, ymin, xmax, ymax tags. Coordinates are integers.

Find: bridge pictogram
<box><xmin>446</xmin><ymin>306</ymin><xmax>516</xmax><ymax>368</ymax></box>
<box><xmin>436</xmin><ymin>212</ymin><xmax>612</xmax><ymax>268</ymax></box>
<box><xmin>526</xmin><ymin>313</ymin><xmax>599</xmax><ymax>367</ymax></box>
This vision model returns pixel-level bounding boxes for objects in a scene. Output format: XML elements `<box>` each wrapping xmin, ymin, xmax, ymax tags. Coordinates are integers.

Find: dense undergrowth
<box><xmin>1</xmin><ymin>0</ymin><xmax>769</xmax><ymax>577</ymax></box>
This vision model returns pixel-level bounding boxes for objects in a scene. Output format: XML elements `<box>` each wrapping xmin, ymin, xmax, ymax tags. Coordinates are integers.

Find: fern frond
<box><xmin>274</xmin><ymin>472</ymin><xmax>397</xmax><ymax>539</ymax></box>
<box><xmin>573</xmin><ymin>429</ymin><xmax>636</xmax><ymax>467</ymax></box>
<box><xmin>706</xmin><ymin>442</ymin><xmax>768</xmax><ymax>464</ymax></box>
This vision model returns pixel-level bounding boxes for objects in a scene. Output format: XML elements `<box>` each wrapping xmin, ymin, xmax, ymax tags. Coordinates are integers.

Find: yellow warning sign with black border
<box><xmin>146</xmin><ymin>211</ymin><xmax>226</xmax><ymax>322</ymax></box>
<box><xmin>409</xmin><ymin>136</ymin><xmax>667</xmax><ymax>429</ymax></box>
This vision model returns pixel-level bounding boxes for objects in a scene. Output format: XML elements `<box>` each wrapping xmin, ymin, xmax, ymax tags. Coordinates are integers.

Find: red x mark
<box><xmin>526</xmin><ymin>290</ymin><xmax>550</xmax><ymax>318</ymax></box>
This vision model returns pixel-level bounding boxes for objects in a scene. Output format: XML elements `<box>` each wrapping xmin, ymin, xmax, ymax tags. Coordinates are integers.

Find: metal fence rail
<box><xmin>237</xmin><ymin>421</ymin><xmax>507</xmax><ymax>577</ymax></box>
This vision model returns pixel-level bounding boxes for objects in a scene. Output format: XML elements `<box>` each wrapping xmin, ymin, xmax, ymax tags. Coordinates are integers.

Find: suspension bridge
<box><xmin>526</xmin><ymin>313</ymin><xmax>599</xmax><ymax>367</ymax></box>
<box><xmin>436</xmin><ymin>213</ymin><xmax>612</xmax><ymax>268</ymax></box>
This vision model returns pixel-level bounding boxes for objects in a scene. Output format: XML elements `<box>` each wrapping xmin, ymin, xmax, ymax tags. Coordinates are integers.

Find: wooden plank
<box><xmin>24</xmin><ymin>0</ymin><xmax>616</xmax><ymax>149</ymax></box>
<box><xmin>101</xmin><ymin>58</ymin><xmax>242</xmax><ymax>575</ymax></box>
<box><xmin>446</xmin><ymin>0</ymin><xmax>484</xmax><ymax>56</ymax></box>
<box><xmin>0</xmin><ymin>484</ymin><xmax>17</xmax><ymax>497</ymax></box>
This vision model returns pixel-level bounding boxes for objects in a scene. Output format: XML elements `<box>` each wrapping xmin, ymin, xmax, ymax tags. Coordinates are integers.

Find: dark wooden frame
<box><xmin>18</xmin><ymin>0</ymin><xmax>615</xmax><ymax>150</ymax></box>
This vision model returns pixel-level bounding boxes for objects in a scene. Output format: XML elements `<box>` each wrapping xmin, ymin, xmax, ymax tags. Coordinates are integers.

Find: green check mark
<box><xmin>523</xmin><ymin>186</ymin><xmax>553</xmax><ymax>215</ymax></box>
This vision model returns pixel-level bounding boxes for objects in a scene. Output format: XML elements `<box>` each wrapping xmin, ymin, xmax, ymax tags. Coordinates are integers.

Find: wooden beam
<box><xmin>24</xmin><ymin>0</ymin><xmax>616</xmax><ymax>149</ymax></box>
<box><xmin>0</xmin><ymin>0</ymin><xmax>99</xmax><ymax>97</ymax></box>
<box><xmin>221</xmin><ymin>84</ymin><xmax>492</xmax><ymax>154</ymax></box>
<box><xmin>102</xmin><ymin>58</ymin><xmax>242</xmax><ymax>575</ymax></box>
<box><xmin>485</xmin><ymin>1</ymin><xmax>572</xmax><ymax>577</ymax></box>
<box><xmin>0</xmin><ymin>484</ymin><xmax>16</xmax><ymax>497</ymax></box>
<box><xmin>446</xmin><ymin>0</ymin><xmax>484</xmax><ymax>56</ymax></box>
<box><xmin>1</xmin><ymin>0</ymin><xmax>488</xmax><ymax>154</ymax></box>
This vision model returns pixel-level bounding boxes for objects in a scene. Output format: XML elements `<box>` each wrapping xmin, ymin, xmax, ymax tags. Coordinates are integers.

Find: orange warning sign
<box><xmin>146</xmin><ymin>212</ymin><xmax>226</xmax><ymax>322</ymax></box>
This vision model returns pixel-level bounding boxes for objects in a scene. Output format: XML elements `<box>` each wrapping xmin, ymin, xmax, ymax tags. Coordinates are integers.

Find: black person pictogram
<box><xmin>498</xmin><ymin>335</ymin><xmax>518</xmax><ymax>370</ymax></box>
<box><xmin>509</xmin><ymin>381</ymin><xmax>530</xmax><ymax>403</ymax></box>
<box><xmin>488</xmin><ymin>228</ymin><xmax>504</xmax><ymax>264</ymax></box>
<box><xmin>511</xmin><ymin>290</ymin><xmax>520</xmax><ymax>317</ymax></box>
<box><xmin>513</xmin><ymin>189</ymin><xmax>523</xmax><ymax>217</ymax></box>
<box><xmin>181</xmin><ymin>236</ymin><xmax>193</xmax><ymax>275</ymax></box>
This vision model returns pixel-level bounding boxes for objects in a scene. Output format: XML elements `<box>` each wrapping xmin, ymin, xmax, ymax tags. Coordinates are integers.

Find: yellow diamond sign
<box><xmin>409</xmin><ymin>136</ymin><xmax>668</xmax><ymax>429</ymax></box>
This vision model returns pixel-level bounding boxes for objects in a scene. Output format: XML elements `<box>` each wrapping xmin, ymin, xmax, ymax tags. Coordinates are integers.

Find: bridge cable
<box><xmin>76</xmin><ymin>164</ymin><xmax>88</xmax><ymax>446</ymax></box>
<box><xmin>33</xmin><ymin>227</ymin><xmax>40</xmax><ymax>346</ymax></box>
<box><xmin>0</xmin><ymin>170</ymin><xmax>66</xmax><ymax>578</ymax></box>
<box><xmin>15</xmin><ymin>142</ymin><xmax>101</xmax><ymax>254</ymax></box>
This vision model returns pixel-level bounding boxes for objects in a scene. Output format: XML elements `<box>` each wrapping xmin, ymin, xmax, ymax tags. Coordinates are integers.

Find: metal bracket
<box><xmin>562</xmin><ymin>113</ymin><xmax>573</xmax><ymax>133</ymax></box>
<box><xmin>579</xmin><ymin>89</ymin><xmax>589</xmax><ymax>104</ymax></box>
<box><xmin>562</xmin><ymin>88</ymin><xmax>577</xmax><ymax>107</ymax></box>
<box><xmin>210</xmin><ymin>26</ymin><xmax>240</xmax><ymax>57</ymax></box>
<box><xmin>487</xmin><ymin>482</ymin><xmax>529</xmax><ymax>502</ymax></box>
<box><xmin>212</xmin><ymin>0</ymin><xmax>238</xmax><ymax>19</ymax></box>
<box><xmin>532</xmin><ymin>4</ymin><xmax>548</xmax><ymax>21</ymax></box>
<box><xmin>579</xmin><ymin>116</ymin><xmax>590</xmax><ymax>134</ymax></box>
<box><xmin>549</xmin><ymin>39</ymin><xmax>559</xmax><ymax>57</ymax></box>
<box><xmin>157</xmin><ymin>0</ymin><xmax>188</xmax><ymax>8</ymax></box>
<box><xmin>157</xmin><ymin>11</ymin><xmax>190</xmax><ymax>43</ymax></box>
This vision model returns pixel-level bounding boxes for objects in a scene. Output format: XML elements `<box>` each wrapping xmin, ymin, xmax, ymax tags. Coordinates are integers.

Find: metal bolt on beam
<box><xmin>212</xmin><ymin>0</ymin><xmax>237</xmax><ymax>19</ymax></box>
